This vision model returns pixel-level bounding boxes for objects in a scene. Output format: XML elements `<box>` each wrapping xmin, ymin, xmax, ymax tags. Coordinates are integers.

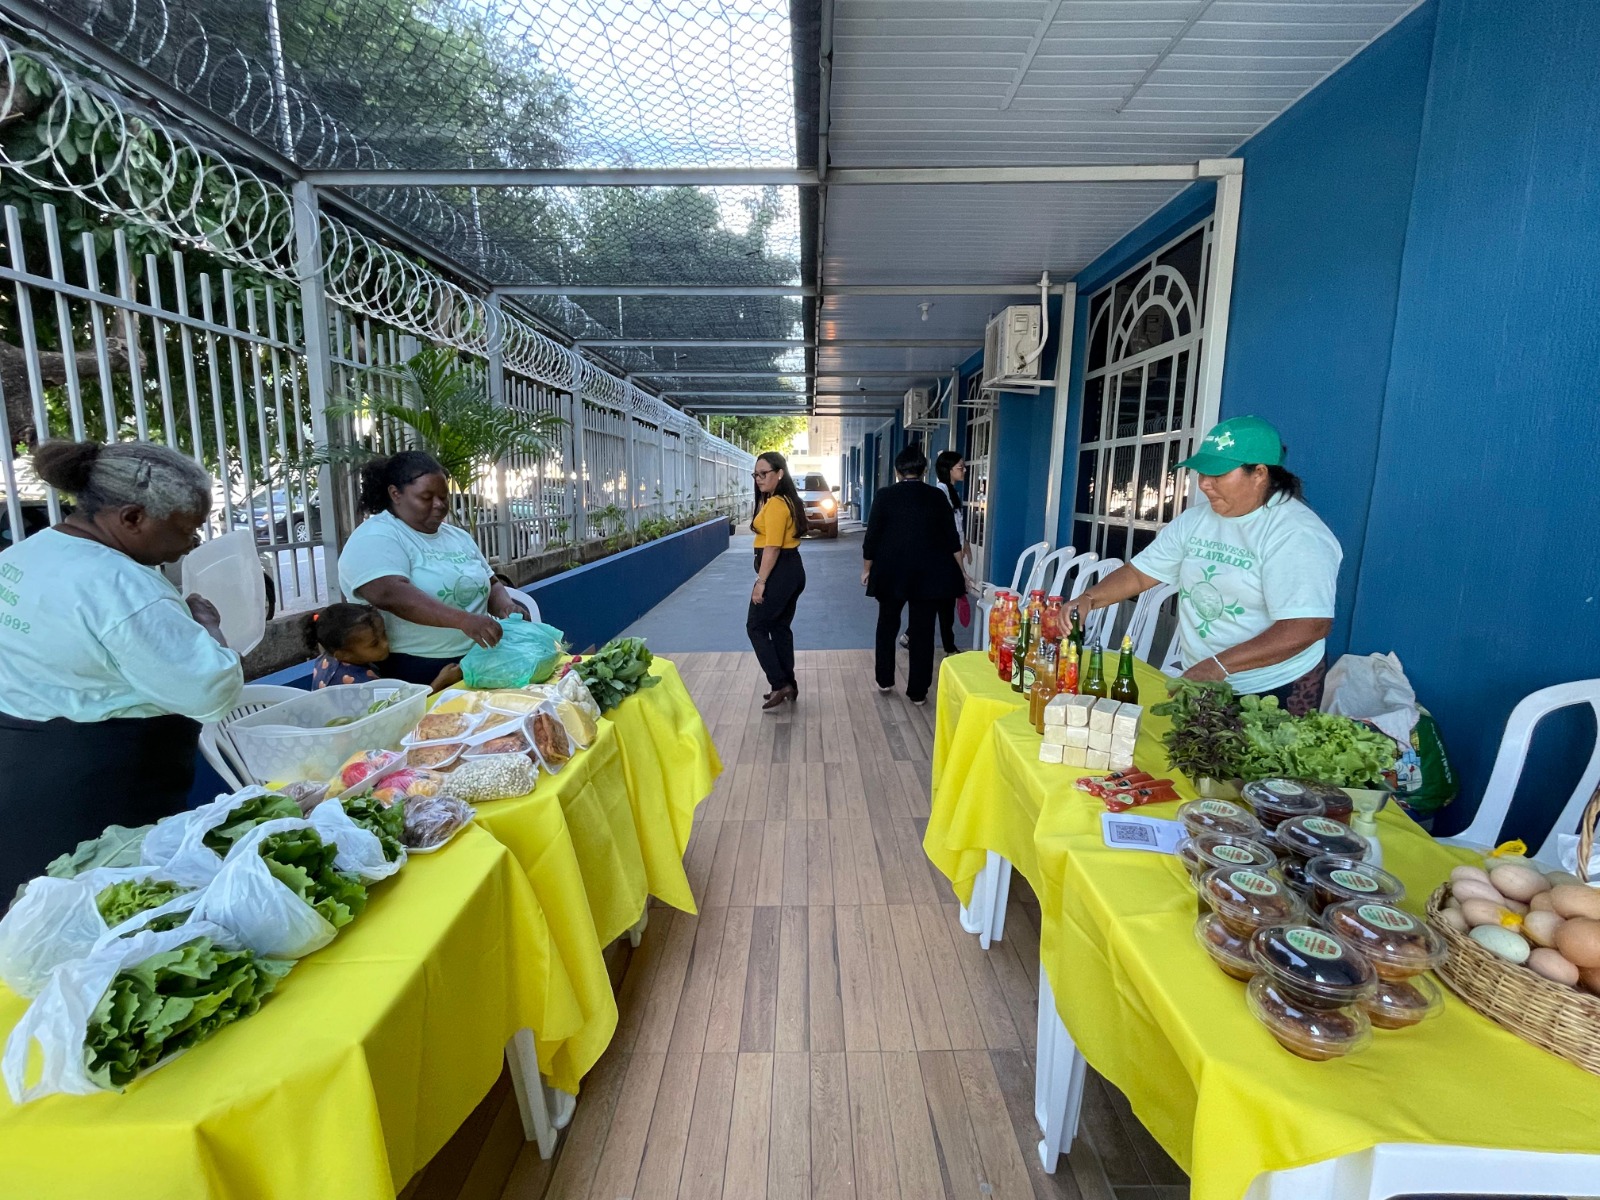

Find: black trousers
<box><xmin>877</xmin><ymin>597</ymin><xmax>938</xmax><ymax>700</ymax></box>
<box><xmin>0</xmin><ymin>710</ymin><xmax>200</xmax><ymax>902</ymax></box>
<box><xmin>936</xmin><ymin>596</ymin><xmax>960</xmax><ymax>653</ymax></box>
<box><xmin>747</xmin><ymin>548</ymin><xmax>806</xmax><ymax>690</ymax></box>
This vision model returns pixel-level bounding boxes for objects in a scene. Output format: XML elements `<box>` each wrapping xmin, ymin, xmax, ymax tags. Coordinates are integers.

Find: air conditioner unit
<box><xmin>903</xmin><ymin>386</ymin><xmax>934</xmax><ymax>429</ymax></box>
<box><xmin>981</xmin><ymin>305</ymin><xmax>1044</xmax><ymax>390</ymax></box>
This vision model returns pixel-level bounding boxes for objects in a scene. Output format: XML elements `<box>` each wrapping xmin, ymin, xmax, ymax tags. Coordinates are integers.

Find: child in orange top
<box><xmin>309</xmin><ymin>603</ymin><xmax>462</xmax><ymax>692</ymax></box>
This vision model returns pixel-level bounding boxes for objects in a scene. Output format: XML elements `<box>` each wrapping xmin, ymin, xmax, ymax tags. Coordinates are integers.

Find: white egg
<box><xmin>1528</xmin><ymin>948</ymin><xmax>1580</xmax><ymax>986</ymax></box>
<box><xmin>1450</xmin><ymin>864</ymin><xmax>1492</xmax><ymax>887</ymax></box>
<box><xmin>1522</xmin><ymin>910</ymin><xmax>1566</xmax><ymax>948</ymax></box>
<box><xmin>1438</xmin><ymin>907</ymin><xmax>1468</xmax><ymax>933</ymax></box>
<box><xmin>1490</xmin><ymin>864</ymin><xmax>1553</xmax><ymax>903</ymax></box>
<box><xmin>1470</xmin><ymin>925</ymin><xmax>1531</xmax><ymax>964</ymax></box>
<box><xmin>1452</xmin><ymin>879</ymin><xmax>1508</xmax><ymax>905</ymax></box>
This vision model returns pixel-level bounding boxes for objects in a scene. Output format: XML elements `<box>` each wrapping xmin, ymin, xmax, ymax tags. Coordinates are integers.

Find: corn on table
<box><xmin>929</xmin><ymin>651</ymin><xmax>1600</xmax><ymax>1199</ymax></box>
<box><xmin>0</xmin><ymin>657</ymin><xmax>719</xmax><ymax>1199</ymax></box>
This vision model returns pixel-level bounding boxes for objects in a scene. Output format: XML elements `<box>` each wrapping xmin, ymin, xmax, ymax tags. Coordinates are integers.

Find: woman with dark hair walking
<box><xmin>746</xmin><ymin>450</ymin><xmax>808</xmax><ymax>711</ymax></box>
<box><xmin>863</xmin><ymin>443</ymin><xmax>968</xmax><ymax>704</ymax></box>
<box><xmin>337</xmin><ymin>450</ymin><xmax>519</xmax><ymax>686</ymax></box>
<box><xmin>933</xmin><ymin>449</ymin><xmax>971</xmax><ymax>654</ymax></box>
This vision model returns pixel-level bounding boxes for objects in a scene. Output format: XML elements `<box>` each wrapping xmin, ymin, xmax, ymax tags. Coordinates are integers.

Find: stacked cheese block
<box><xmin>1039</xmin><ymin>696</ymin><xmax>1142</xmax><ymax>770</ymax></box>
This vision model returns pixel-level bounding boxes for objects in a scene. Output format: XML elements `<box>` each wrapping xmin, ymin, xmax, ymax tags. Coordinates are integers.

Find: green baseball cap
<box><xmin>1175</xmin><ymin>415</ymin><xmax>1284</xmax><ymax>476</ymax></box>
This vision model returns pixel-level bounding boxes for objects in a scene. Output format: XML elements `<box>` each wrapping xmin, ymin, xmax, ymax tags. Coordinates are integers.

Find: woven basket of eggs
<box><xmin>1425</xmin><ymin>786</ymin><xmax>1600</xmax><ymax>1075</ymax></box>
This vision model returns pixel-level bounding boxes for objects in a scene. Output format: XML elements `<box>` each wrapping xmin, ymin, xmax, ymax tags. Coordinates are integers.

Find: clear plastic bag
<box><xmin>459</xmin><ymin>615</ymin><xmax>566</xmax><ymax>689</ymax></box>
<box><xmin>444</xmin><ymin>753</ymin><xmax>536</xmax><ymax>802</ymax></box>
<box><xmin>186</xmin><ymin>819</ymin><xmax>342</xmax><ymax>959</ymax></box>
<box><xmin>140</xmin><ymin>786</ymin><xmax>296</xmax><ymax>888</ymax></box>
<box><xmin>308</xmin><ymin>801</ymin><xmax>406</xmax><ymax>882</ymax></box>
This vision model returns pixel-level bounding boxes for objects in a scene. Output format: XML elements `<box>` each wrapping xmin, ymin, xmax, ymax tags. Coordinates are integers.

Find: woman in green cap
<box><xmin>1071</xmin><ymin>415</ymin><xmax>1340</xmax><ymax>714</ymax></box>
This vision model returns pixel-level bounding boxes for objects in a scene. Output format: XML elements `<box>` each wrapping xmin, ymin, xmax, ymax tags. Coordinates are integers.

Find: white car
<box><xmin>796</xmin><ymin>473</ymin><xmax>840</xmax><ymax>538</ymax></box>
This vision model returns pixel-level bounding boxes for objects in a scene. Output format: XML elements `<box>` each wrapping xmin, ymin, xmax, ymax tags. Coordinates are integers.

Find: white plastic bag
<box><xmin>1321</xmin><ymin>652</ymin><xmax>1420</xmax><ymax>750</ymax></box>
<box><xmin>556</xmin><ymin>669</ymin><xmax>602</xmax><ymax>724</ymax></box>
<box><xmin>3</xmin><ymin>921</ymin><xmax>235</xmax><ymax>1102</ymax></box>
<box><xmin>141</xmin><ymin>786</ymin><xmax>288</xmax><ymax>887</ymax></box>
<box><xmin>308</xmin><ymin>800</ymin><xmax>406</xmax><ymax>882</ymax></box>
<box><xmin>0</xmin><ymin>868</ymin><xmax>199</xmax><ymax>999</ymax></box>
<box><xmin>186</xmin><ymin>819</ymin><xmax>340</xmax><ymax>959</ymax></box>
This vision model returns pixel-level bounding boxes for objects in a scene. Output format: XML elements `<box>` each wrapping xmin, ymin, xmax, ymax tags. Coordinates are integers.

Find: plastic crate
<box><xmin>226</xmin><ymin>681</ymin><xmax>430</xmax><ymax>783</ymax></box>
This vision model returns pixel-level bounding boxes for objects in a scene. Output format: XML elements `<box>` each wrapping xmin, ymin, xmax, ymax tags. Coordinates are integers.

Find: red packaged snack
<box><xmin>1102</xmin><ymin>783</ymin><xmax>1180</xmax><ymax>812</ymax></box>
<box><xmin>1075</xmin><ymin>769</ymin><xmax>1155</xmax><ymax>797</ymax></box>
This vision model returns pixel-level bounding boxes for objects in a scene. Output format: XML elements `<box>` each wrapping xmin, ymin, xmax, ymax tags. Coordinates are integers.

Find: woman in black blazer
<box><xmin>861</xmin><ymin>443</ymin><xmax>970</xmax><ymax>704</ymax></box>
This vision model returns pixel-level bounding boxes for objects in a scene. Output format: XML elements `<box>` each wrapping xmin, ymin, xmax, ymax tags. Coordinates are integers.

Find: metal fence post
<box><xmin>486</xmin><ymin>296</ymin><xmax>514</xmax><ymax>567</ymax></box>
<box><xmin>566</xmin><ymin>390</ymin><xmax>585</xmax><ymax>545</ymax></box>
<box><xmin>292</xmin><ymin>180</ymin><xmax>342</xmax><ymax>597</ymax></box>
<box><xmin>624</xmin><ymin>413</ymin><xmax>637</xmax><ymax>533</ymax></box>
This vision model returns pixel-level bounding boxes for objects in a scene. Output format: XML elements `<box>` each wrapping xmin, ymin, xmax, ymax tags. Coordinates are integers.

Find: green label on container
<box><xmin>1357</xmin><ymin>903</ymin><xmax>1414</xmax><ymax>931</ymax></box>
<box><xmin>1285</xmin><ymin>927</ymin><xmax>1343</xmax><ymax>961</ymax></box>
<box><xmin>1304</xmin><ymin>817</ymin><xmax>1347</xmax><ymax>837</ymax></box>
<box><xmin>1198</xmin><ymin>800</ymin><xmax>1241</xmax><ymax>817</ymax></box>
<box><xmin>1229</xmin><ymin>870</ymin><xmax>1278</xmax><ymax>897</ymax></box>
<box><xmin>1331</xmin><ymin>868</ymin><xmax>1380</xmax><ymax>894</ymax></box>
<box><xmin>1214</xmin><ymin>845</ymin><xmax>1255</xmax><ymax>865</ymax></box>
<box><xmin>1263</xmin><ymin>779</ymin><xmax>1305</xmax><ymax>795</ymax></box>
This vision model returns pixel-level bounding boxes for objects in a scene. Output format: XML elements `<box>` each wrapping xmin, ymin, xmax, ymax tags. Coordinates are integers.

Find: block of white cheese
<box><xmin>1038</xmin><ymin>741</ymin><xmax>1065</xmax><ymax>764</ymax></box>
<box><xmin>1109</xmin><ymin>750</ymin><xmax>1136</xmax><ymax>772</ymax></box>
<box><xmin>1112</xmin><ymin>705</ymin><xmax>1143</xmax><ymax>739</ymax></box>
<box><xmin>1110</xmin><ymin>733</ymin><xmax>1138</xmax><ymax>758</ymax></box>
<box><xmin>1063</xmin><ymin>744</ymin><xmax>1088</xmax><ymax>768</ymax></box>
<box><xmin>1042</xmin><ymin>725</ymin><xmax>1069</xmax><ymax>747</ymax></box>
<box><xmin>1064</xmin><ymin>695</ymin><xmax>1096</xmax><ymax>727</ymax></box>
<box><xmin>1089</xmin><ymin>698</ymin><xmax>1121</xmax><ymax>734</ymax></box>
<box><xmin>1064</xmin><ymin>726</ymin><xmax>1090</xmax><ymax>749</ymax></box>
<box><xmin>1085</xmin><ymin>748</ymin><xmax>1111</xmax><ymax>771</ymax></box>
<box><xmin>1088</xmin><ymin>728</ymin><xmax>1112</xmax><ymax>752</ymax></box>
<box><xmin>1043</xmin><ymin>695</ymin><xmax>1071</xmax><ymax>727</ymax></box>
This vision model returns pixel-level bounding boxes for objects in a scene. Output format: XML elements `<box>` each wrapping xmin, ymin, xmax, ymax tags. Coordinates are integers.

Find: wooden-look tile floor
<box><xmin>501</xmin><ymin>649</ymin><xmax>1187</xmax><ymax>1200</ymax></box>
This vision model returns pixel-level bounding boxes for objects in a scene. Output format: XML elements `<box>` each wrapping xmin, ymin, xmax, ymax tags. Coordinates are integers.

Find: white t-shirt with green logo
<box><xmin>0</xmin><ymin>530</ymin><xmax>243</xmax><ymax>722</ymax></box>
<box><xmin>339</xmin><ymin>511</ymin><xmax>492</xmax><ymax>658</ymax></box>
<box><xmin>1131</xmin><ymin>493</ymin><xmax>1341</xmax><ymax>693</ymax></box>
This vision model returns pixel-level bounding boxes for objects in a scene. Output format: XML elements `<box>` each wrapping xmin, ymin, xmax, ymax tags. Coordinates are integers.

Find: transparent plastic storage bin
<box><xmin>225</xmin><ymin>681</ymin><xmax>430</xmax><ymax>783</ymax></box>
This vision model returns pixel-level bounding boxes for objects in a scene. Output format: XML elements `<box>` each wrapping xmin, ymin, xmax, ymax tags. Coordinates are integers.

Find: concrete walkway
<box><xmin>620</xmin><ymin>523</ymin><xmax>880</xmax><ymax>652</ymax></box>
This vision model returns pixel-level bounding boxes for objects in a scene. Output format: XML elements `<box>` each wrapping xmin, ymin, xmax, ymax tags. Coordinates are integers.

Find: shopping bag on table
<box><xmin>459</xmin><ymin>614</ymin><xmax>568</xmax><ymax>689</ymax></box>
<box><xmin>1322</xmin><ymin>652</ymin><xmax>1458</xmax><ymax>817</ymax></box>
<box><xmin>141</xmin><ymin>786</ymin><xmax>301</xmax><ymax>887</ymax></box>
<box><xmin>187</xmin><ymin>818</ymin><xmax>352</xmax><ymax>959</ymax></box>
<box><xmin>308</xmin><ymin>799</ymin><xmax>406</xmax><ymax>882</ymax></box>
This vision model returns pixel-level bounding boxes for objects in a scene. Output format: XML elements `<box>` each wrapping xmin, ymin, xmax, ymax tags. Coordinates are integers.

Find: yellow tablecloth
<box><xmin>0</xmin><ymin>826</ymin><xmax>570</xmax><ymax>1200</ymax></box>
<box><xmin>945</xmin><ymin>683</ymin><xmax>1600</xmax><ymax>1198</ymax></box>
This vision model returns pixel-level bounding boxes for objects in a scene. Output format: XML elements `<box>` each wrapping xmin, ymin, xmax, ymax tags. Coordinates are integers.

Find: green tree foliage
<box><xmin>705</xmin><ymin>415</ymin><xmax>807</xmax><ymax>455</ymax></box>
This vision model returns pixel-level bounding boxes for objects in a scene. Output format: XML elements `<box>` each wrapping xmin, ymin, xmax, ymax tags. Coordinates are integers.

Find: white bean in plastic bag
<box><xmin>186</xmin><ymin>818</ymin><xmax>341</xmax><ymax>959</ymax></box>
<box><xmin>308</xmin><ymin>800</ymin><xmax>406</xmax><ymax>882</ymax></box>
<box><xmin>3</xmin><ymin>920</ymin><xmax>237</xmax><ymax>1103</ymax></box>
<box><xmin>0</xmin><ymin>867</ymin><xmax>199</xmax><ymax>999</ymax></box>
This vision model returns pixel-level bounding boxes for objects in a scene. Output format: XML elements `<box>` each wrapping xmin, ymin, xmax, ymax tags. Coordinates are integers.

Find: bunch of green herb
<box><xmin>83</xmin><ymin>937</ymin><xmax>292</xmax><ymax>1089</ymax></box>
<box><xmin>202</xmin><ymin>793</ymin><xmax>301</xmax><ymax>856</ymax></box>
<box><xmin>45</xmin><ymin>824</ymin><xmax>151</xmax><ymax>879</ymax></box>
<box><xmin>256</xmin><ymin>829</ymin><xmax>368</xmax><ymax>929</ymax></box>
<box><xmin>96</xmin><ymin>879</ymin><xmax>189</xmax><ymax>930</ymax></box>
<box><xmin>574</xmin><ymin>638</ymin><xmax>660</xmax><ymax>713</ymax></box>
<box><xmin>1151</xmin><ymin>680</ymin><xmax>1247</xmax><ymax>782</ymax></box>
<box><xmin>341</xmin><ymin>794</ymin><xmax>405</xmax><ymax>862</ymax></box>
<box><xmin>1236</xmin><ymin>695</ymin><xmax>1394</xmax><ymax>786</ymax></box>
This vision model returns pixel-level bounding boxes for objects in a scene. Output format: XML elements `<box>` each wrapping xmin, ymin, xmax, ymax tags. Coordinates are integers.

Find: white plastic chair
<box><xmin>975</xmin><ymin>540</ymin><xmax>1051</xmax><ymax>650</ymax></box>
<box><xmin>503</xmin><ymin>588</ymin><xmax>542</xmax><ymax>624</ymax></box>
<box><xmin>1070</xmin><ymin>558</ymin><xmax>1124</xmax><ymax>645</ymax></box>
<box><xmin>199</xmin><ymin>684</ymin><xmax>306</xmax><ymax>790</ymax></box>
<box><xmin>1442</xmin><ymin>679</ymin><xmax>1600</xmax><ymax>865</ymax></box>
<box><xmin>1124</xmin><ymin>583</ymin><xmax>1180</xmax><ymax>668</ymax></box>
<box><xmin>1033</xmin><ymin>548</ymin><xmax>1097</xmax><ymax>600</ymax></box>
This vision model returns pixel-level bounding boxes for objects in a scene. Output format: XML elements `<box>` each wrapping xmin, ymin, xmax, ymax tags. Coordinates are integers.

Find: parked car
<box><xmin>233</xmin><ymin>488</ymin><xmax>321</xmax><ymax>545</ymax></box>
<box><xmin>797</xmin><ymin>472</ymin><xmax>841</xmax><ymax>538</ymax></box>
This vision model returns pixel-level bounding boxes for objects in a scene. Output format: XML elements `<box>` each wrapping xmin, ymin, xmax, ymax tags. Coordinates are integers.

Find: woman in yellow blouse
<box><xmin>747</xmin><ymin>451</ymin><xmax>808</xmax><ymax>710</ymax></box>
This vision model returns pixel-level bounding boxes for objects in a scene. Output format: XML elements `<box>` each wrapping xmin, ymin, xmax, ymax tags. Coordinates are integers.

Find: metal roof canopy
<box><xmin>16</xmin><ymin>0</ymin><xmax>1425</xmax><ymax>417</ymax></box>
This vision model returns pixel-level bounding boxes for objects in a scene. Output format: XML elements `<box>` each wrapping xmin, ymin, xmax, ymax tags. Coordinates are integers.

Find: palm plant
<box><xmin>307</xmin><ymin>345</ymin><xmax>565</xmax><ymax>529</ymax></box>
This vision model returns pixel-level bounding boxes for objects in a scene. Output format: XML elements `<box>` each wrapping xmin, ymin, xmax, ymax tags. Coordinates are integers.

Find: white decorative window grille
<box><xmin>963</xmin><ymin>374</ymin><xmax>994</xmax><ymax>586</ymax></box>
<box><xmin>1070</xmin><ymin>219</ymin><xmax>1216</xmax><ymax>565</ymax></box>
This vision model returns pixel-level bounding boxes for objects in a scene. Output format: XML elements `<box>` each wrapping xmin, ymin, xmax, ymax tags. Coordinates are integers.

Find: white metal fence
<box><xmin>0</xmin><ymin>34</ymin><xmax>753</xmax><ymax>615</ymax></box>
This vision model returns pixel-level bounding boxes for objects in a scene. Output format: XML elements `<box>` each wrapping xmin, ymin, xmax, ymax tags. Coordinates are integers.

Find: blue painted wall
<box><xmin>1350</xmin><ymin>0</ymin><xmax>1600</xmax><ymax>837</ymax></box>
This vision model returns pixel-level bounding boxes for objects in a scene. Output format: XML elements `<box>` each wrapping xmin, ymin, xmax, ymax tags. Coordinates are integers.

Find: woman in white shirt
<box><xmin>0</xmin><ymin>439</ymin><xmax>243</xmax><ymax>897</ymax></box>
<box><xmin>1071</xmin><ymin>416</ymin><xmax>1341</xmax><ymax>715</ymax></box>
<box><xmin>338</xmin><ymin>451</ymin><xmax>519</xmax><ymax>685</ymax></box>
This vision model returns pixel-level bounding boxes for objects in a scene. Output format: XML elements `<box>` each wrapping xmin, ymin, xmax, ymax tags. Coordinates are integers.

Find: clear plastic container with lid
<box><xmin>1361</xmin><ymin>973</ymin><xmax>1444</xmax><ymax>1029</ymax></box>
<box><xmin>1240</xmin><ymin>778</ymin><xmax>1328</xmax><ymax>831</ymax></box>
<box><xmin>1176</xmin><ymin>832</ymin><xmax>1278</xmax><ymax>880</ymax></box>
<box><xmin>1246</xmin><ymin>976</ymin><xmax>1372</xmax><ymax>1060</ymax></box>
<box><xmin>1275</xmin><ymin>814</ymin><xmax>1370</xmax><ymax>864</ymax></box>
<box><xmin>1249</xmin><ymin>923</ymin><xmax>1376</xmax><ymax>1008</ymax></box>
<box><xmin>1304</xmin><ymin>855</ymin><xmax>1407</xmax><ymax>913</ymax></box>
<box><xmin>1177</xmin><ymin>798</ymin><xmax>1263</xmax><ymax>841</ymax></box>
<box><xmin>1200</xmin><ymin>866</ymin><xmax>1304</xmax><ymax>937</ymax></box>
<box><xmin>1320</xmin><ymin>899</ymin><xmax>1447</xmax><ymax>980</ymax></box>
<box><xmin>1194</xmin><ymin>913</ymin><xmax>1257</xmax><ymax>981</ymax></box>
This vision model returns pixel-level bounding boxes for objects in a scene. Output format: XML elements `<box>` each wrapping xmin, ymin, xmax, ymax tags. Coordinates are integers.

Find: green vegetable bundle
<box><xmin>1150</xmin><ymin>680</ymin><xmax>1245</xmax><ymax>783</ymax></box>
<box><xmin>574</xmin><ymin>637</ymin><xmax>659</xmax><ymax>713</ymax></box>
<box><xmin>83</xmin><ymin>937</ymin><xmax>291</xmax><ymax>1089</ymax></box>
<box><xmin>341</xmin><ymin>794</ymin><xmax>405</xmax><ymax>862</ymax></box>
<box><xmin>203</xmin><ymin>793</ymin><xmax>301</xmax><ymax>856</ymax></box>
<box><xmin>45</xmin><ymin>825</ymin><xmax>151</xmax><ymax>879</ymax></box>
<box><xmin>96</xmin><ymin>879</ymin><xmax>188</xmax><ymax>930</ymax></box>
<box><xmin>256</xmin><ymin>830</ymin><xmax>368</xmax><ymax>929</ymax></box>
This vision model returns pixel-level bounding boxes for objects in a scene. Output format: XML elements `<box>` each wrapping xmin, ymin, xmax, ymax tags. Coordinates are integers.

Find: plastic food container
<box><xmin>1304</xmin><ymin>855</ymin><xmax>1407</xmax><ymax>914</ymax></box>
<box><xmin>1195</xmin><ymin>914</ymin><xmax>1257</xmax><ymax>981</ymax></box>
<box><xmin>1360</xmin><ymin>973</ymin><xmax>1444</xmax><ymax>1029</ymax></box>
<box><xmin>1275</xmin><ymin>815</ymin><xmax>1370</xmax><ymax>864</ymax></box>
<box><xmin>527</xmin><ymin>707</ymin><xmax>575</xmax><ymax>772</ymax></box>
<box><xmin>430</xmin><ymin>689</ymin><xmax>492</xmax><ymax>716</ymax></box>
<box><xmin>1200</xmin><ymin>866</ymin><xmax>1304</xmax><ymax>938</ymax></box>
<box><xmin>465</xmin><ymin>729</ymin><xmax>534</xmax><ymax>759</ymax></box>
<box><xmin>1320</xmin><ymin>900</ymin><xmax>1447</xmax><ymax>981</ymax></box>
<box><xmin>1247</xmin><ymin>975</ymin><xmax>1372</xmax><ymax>1060</ymax></box>
<box><xmin>1240</xmin><ymin>778</ymin><xmax>1328</xmax><ymax>831</ymax></box>
<box><xmin>482</xmin><ymin>690</ymin><xmax>547</xmax><ymax>715</ymax></box>
<box><xmin>1177</xmin><ymin>799</ymin><xmax>1263</xmax><ymax>841</ymax></box>
<box><xmin>406</xmin><ymin>710</ymin><xmax>484</xmax><ymax>745</ymax></box>
<box><xmin>1249</xmin><ymin>923</ymin><xmax>1376</xmax><ymax>1008</ymax></box>
<box><xmin>1177</xmin><ymin>832</ymin><xmax>1278</xmax><ymax>880</ymax></box>
<box><xmin>404</xmin><ymin>742</ymin><xmax>464</xmax><ymax>771</ymax></box>
<box><xmin>227</xmin><ymin>681</ymin><xmax>430</xmax><ymax>783</ymax></box>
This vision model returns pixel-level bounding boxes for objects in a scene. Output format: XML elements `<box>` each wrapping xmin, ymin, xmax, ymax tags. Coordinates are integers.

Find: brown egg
<box><xmin>1522</xmin><ymin>910</ymin><xmax>1566</xmax><ymax>949</ymax></box>
<box><xmin>1451</xmin><ymin>879</ymin><xmax>1507</xmax><ymax>906</ymax></box>
<box><xmin>1552</xmin><ymin>918</ymin><xmax>1600</xmax><ymax>968</ymax></box>
<box><xmin>1580</xmin><ymin>964</ymin><xmax>1600</xmax><ymax>997</ymax></box>
<box><xmin>1450</xmin><ymin>864</ymin><xmax>1492</xmax><ymax>887</ymax></box>
<box><xmin>1529</xmin><ymin>891</ymin><xmax>1556</xmax><ymax>913</ymax></box>
<box><xmin>1490</xmin><ymin>864</ymin><xmax>1553</xmax><ymax>903</ymax></box>
<box><xmin>1545</xmin><ymin>871</ymin><xmax>1586</xmax><ymax>888</ymax></box>
<box><xmin>1459</xmin><ymin>898</ymin><xmax>1515</xmax><ymax>929</ymax></box>
<box><xmin>1550</xmin><ymin>885</ymin><xmax>1600</xmax><ymax>921</ymax></box>
<box><xmin>1528</xmin><ymin>948</ymin><xmax>1580</xmax><ymax>987</ymax></box>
